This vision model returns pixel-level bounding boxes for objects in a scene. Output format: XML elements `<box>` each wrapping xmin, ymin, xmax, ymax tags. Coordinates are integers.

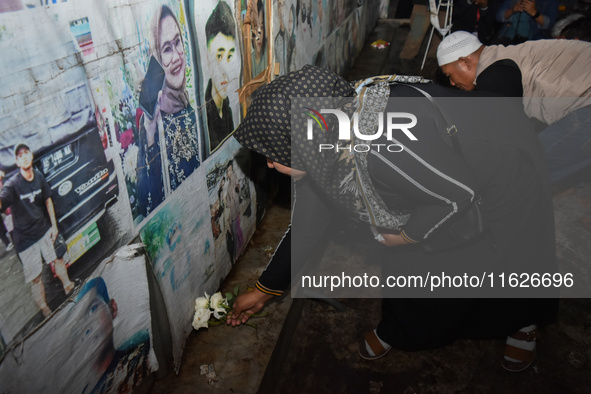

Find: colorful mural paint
<box><xmin>189</xmin><ymin>0</ymin><xmax>242</xmax><ymax>157</ymax></box>
<box><xmin>205</xmin><ymin>139</ymin><xmax>256</xmax><ymax>268</ymax></box>
<box><xmin>0</xmin><ymin>0</ymin><xmax>382</xmax><ymax>386</ymax></box>
<box><xmin>0</xmin><ymin>251</ymin><xmax>158</xmax><ymax>393</ymax></box>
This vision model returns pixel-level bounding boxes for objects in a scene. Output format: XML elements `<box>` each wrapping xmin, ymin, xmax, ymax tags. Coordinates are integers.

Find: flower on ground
<box><xmin>195</xmin><ymin>294</ymin><xmax>210</xmax><ymax>310</ymax></box>
<box><xmin>210</xmin><ymin>292</ymin><xmax>229</xmax><ymax>319</ymax></box>
<box><xmin>192</xmin><ymin>307</ymin><xmax>211</xmax><ymax>330</ymax></box>
<box><xmin>192</xmin><ymin>287</ymin><xmax>267</xmax><ymax>331</ymax></box>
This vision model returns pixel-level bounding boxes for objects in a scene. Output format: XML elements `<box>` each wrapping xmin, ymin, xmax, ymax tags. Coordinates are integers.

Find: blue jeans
<box><xmin>538</xmin><ymin>104</ymin><xmax>591</xmax><ymax>183</ymax></box>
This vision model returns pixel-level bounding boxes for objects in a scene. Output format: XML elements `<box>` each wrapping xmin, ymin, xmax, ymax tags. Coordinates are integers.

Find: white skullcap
<box><xmin>437</xmin><ymin>31</ymin><xmax>483</xmax><ymax>66</ymax></box>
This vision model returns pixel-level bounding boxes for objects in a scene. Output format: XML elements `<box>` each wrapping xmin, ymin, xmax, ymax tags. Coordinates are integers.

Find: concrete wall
<box><xmin>0</xmin><ymin>0</ymin><xmax>384</xmax><ymax>390</ymax></box>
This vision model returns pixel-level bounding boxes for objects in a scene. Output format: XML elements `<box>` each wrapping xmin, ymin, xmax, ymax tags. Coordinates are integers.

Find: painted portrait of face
<box><xmin>205</xmin><ymin>1</ymin><xmax>238</xmax><ymax>100</ymax></box>
<box><xmin>208</xmin><ymin>33</ymin><xmax>236</xmax><ymax>100</ymax></box>
<box><xmin>15</xmin><ymin>147</ymin><xmax>33</xmax><ymax>171</ymax></box>
<box><xmin>73</xmin><ymin>286</ymin><xmax>116</xmax><ymax>370</ymax></box>
<box><xmin>156</xmin><ymin>7</ymin><xmax>186</xmax><ymax>91</ymax></box>
<box><xmin>253</xmin><ymin>0</ymin><xmax>266</xmax><ymax>58</ymax></box>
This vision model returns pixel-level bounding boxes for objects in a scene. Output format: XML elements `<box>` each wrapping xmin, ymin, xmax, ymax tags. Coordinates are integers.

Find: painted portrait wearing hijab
<box><xmin>136</xmin><ymin>4</ymin><xmax>201</xmax><ymax>220</ymax></box>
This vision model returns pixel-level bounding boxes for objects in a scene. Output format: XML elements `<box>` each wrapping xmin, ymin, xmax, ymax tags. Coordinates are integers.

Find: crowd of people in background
<box><xmin>436</xmin><ymin>2</ymin><xmax>591</xmax><ymax>231</ymax></box>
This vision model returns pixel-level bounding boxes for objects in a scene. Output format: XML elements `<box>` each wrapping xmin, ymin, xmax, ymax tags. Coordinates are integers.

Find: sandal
<box><xmin>502</xmin><ymin>329</ymin><xmax>538</xmax><ymax>372</ymax></box>
<box><xmin>358</xmin><ymin>330</ymin><xmax>391</xmax><ymax>360</ymax></box>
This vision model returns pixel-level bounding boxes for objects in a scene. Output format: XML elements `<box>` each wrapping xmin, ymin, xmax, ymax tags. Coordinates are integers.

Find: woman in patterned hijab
<box><xmin>231</xmin><ymin>67</ymin><xmax>558</xmax><ymax>372</ymax></box>
<box><xmin>234</xmin><ymin>64</ymin><xmax>354</xmax><ymax>171</ymax></box>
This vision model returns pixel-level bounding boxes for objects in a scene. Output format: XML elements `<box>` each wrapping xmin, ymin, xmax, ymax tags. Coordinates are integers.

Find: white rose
<box><xmin>192</xmin><ymin>307</ymin><xmax>212</xmax><ymax>330</ymax></box>
<box><xmin>210</xmin><ymin>292</ymin><xmax>228</xmax><ymax>319</ymax></box>
<box><xmin>195</xmin><ymin>294</ymin><xmax>210</xmax><ymax>311</ymax></box>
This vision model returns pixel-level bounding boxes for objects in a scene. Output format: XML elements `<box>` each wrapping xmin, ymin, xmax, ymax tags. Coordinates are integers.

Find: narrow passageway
<box><xmin>150</xmin><ymin>11</ymin><xmax>591</xmax><ymax>394</ymax></box>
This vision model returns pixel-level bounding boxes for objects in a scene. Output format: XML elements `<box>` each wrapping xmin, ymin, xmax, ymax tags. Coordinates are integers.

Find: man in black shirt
<box><xmin>0</xmin><ymin>143</ymin><xmax>74</xmax><ymax>317</ymax></box>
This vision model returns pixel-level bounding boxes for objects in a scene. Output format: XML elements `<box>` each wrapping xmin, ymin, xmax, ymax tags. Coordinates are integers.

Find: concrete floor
<box><xmin>149</xmin><ymin>20</ymin><xmax>591</xmax><ymax>394</ymax></box>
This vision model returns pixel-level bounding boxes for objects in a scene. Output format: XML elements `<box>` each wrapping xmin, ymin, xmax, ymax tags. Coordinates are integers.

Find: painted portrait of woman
<box><xmin>136</xmin><ymin>4</ymin><xmax>201</xmax><ymax>219</ymax></box>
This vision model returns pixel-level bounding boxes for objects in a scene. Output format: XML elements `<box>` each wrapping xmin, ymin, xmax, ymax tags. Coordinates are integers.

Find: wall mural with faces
<box><xmin>0</xmin><ymin>0</ymin><xmax>384</xmax><ymax>383</ymax></box>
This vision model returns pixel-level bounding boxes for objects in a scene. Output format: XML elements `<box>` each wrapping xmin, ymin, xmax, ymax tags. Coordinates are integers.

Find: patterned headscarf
<box><xmin>235</xmin><ymin>67</ymin><xmax>430</xmax><ymax>231</ymax></box>
<box><xmin>233</xmin><ymin>65</ymin><xmax>354</xmax><ymax>170</ymax></box>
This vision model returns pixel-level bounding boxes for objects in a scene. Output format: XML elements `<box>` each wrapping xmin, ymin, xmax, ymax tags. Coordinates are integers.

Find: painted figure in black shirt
<box><xmin>0</xmin><ymin>143</ymin><xmax>74</xmax><ymax>317</ymax></box>
<box><xmin>204</xmin><ymin>1</ymin><xmax>237</xmax><ymax>154</ymax></box>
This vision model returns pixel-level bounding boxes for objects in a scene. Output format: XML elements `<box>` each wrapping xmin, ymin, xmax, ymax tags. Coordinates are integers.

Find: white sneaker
<box><xmin>6</xmin><ymin>242</ymin><xmax>14</xmax><ymax>252</ymax></box>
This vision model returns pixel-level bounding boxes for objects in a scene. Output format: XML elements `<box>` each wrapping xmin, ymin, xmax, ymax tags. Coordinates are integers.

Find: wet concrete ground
<box><xmin>149</xmin><ymin>19</ymin><xmax>591</xmax><ymax>394</ymax></box>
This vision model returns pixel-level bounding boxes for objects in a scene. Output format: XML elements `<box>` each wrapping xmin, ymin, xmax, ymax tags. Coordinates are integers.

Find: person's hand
<box><xmin>143</xmin><ymin>91</ymin><xmax>162</xmax><ymax>147</ymax></box>
<box><xmin>378</xmin><ymin>232</ymin><xmax>410</xmax><ymax>247</ymax></box>
<box><xmin>50</xmin><ymin>225</ymin><xmax>59</xmax><ymax>243</ymax></box>
<box><xmin>227</xmin><ymin>288</ymin><xmax>273</xmax><ymax>327</ymax></box>
<box><xmin>512</xmin><ymin>1</ymin><xmax>524</xmax><ymax>13</ymax></box>
<box><xmin>0</xmin><ymin>170</ymin><xmax>5</xmax><ymax>181</ymax></box>
<box><xmin>521</xmin><ymin>0</ymin><xmax>537</xmax><ymax>16</ymax></box>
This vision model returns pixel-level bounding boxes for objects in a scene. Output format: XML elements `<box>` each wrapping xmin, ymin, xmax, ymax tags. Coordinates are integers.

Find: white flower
<box><xmin>210</xmin><ymin>292</ymin><xmax>228</xmax><ymax>319</ymax></box>
<box><xmin>192</xmin><ymin>307</ymin><xmax>211</xmax><ymax>330</ymax></box>
<box><xmin>195</xmin><ymin>294</ymin><xmax>210</xmax><ymax>311</ymax></box>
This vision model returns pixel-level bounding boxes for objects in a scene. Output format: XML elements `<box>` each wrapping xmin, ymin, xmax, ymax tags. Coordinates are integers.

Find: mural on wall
<box><xmin>272</xmin><ymin>0</ymin><xmax>297</xmax><ymax>74</ymax></box>
<box><xmin>273</xmin><ymin>0</ymin><xmax>287</xmax><ymax>75</ymax></box>
<box><xmin>111</xmin><ymin>0</ymin><xmax>205</xmax><ymax>225</ymax></box>
<box><xmin>69</xmin><ymin>17</ymin><xmax>95</xmax><ymax>56</ymax></box>
<box><xmin>0</xmin><ymin>2</ymin><xmax>134</xmax><ymax>358</ymax></box>
<box><xmin>206</xmin><ymin>140</ymin><xmax>255</xmax><ymax>268</ymax></box>
<box><xmin>314</xmin><ymin>0</ymin><xmax>328</xmax><ymax>44</ymax></box>
<box><xmin>0</xmin><ymin>249</ymin><xmax>158</xmax><ymax>393</ymax></box>
<box><xmin>0</xmin><ymin>0</ymin><xmax>382</xmax><ymax>382</ymax></box>
<box><xmin>189</xmin><ymin>0</ymin><xmax>242</xmax><ymax>157</ymax></box>
<box><xmin>250</xmin><ymin>0</ymin><xmax>269</xmax><ymax>78</ymax></box>
<box><xmin>139</xmin><ymin>168</ymin><xmax>219</xmax><ymax>368</ymax></box>
<box><xmin>235</xmin><ymin>0</ymin><xmax>275</xmax><ymax>116</ymax></box>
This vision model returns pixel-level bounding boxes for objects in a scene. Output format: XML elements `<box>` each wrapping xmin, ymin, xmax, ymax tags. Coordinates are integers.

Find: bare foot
<box><xmin>41</xmin><ymin>305</ymin><xmax>52</xmax><ymax>317</ymax></box>
<box><xmin>64</xmin><ymin>282</ymin><xmax>75</xmax><ymax>295</ymax></box>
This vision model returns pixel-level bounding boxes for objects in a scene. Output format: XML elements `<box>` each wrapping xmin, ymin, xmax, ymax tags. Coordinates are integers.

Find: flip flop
<box><xmin>502</xmin><ymin>329</ymin><xmax>538</xmax><ymax>372</ymax></box>
<box><xmin>358</xmin><ymin>330</ymin><xmax>391</xmax><ymax>360</ymax></box>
